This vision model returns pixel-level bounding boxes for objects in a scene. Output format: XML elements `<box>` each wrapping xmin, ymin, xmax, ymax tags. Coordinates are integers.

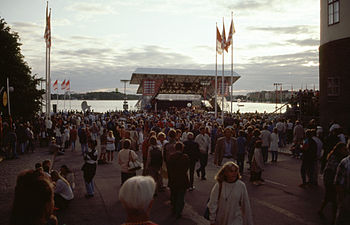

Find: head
<box><xmin>42</xmin><ymin>160</ymin><xmax>51</xmax><ymax>173</ymax></box>
<box><xmin>199</xmin><ymin>126</ymin><xmax>205</xmax><ymax>134</ymax></box>
<box><xmin>187</xmin><ymin>132</ymin><xmax>194</xmax><ymax>140</ymax></box>
<box><xmin>224</xmin><ymin>127</ymin><xmax>232</xmax><ymax>139</ymax></box>
<box><xmin>60</xmin><ymin>165</ymin><xmax>71</xmax><ymax>175</ymax></box>
<box><xmin>108</xmin><ymin>130</ymin><xmax>114</xmax><ymax>137</ymax></box>
<box><xmin>215</xmin><ymin>162</ymin><xmax>241</xmax><ymax>183</ymax></box>
<box><xmin>119</xmin><ymin>176</ymin><xmax>156</xmax><ymax>216</ymax></box>
<box><xmin>123</xmin><ymin>139</ymin><xmax>131</xmax><ymax>149</ymax></box>
<box><xmin>157</xmin><ymin>132</ymin><xmax>166</xmax><ymax>141</ymax></box>
<box><xmin>50</xmin><ymin>170</ymin><xmax>60</xmax><ymax>182</ymax></box>
<box><xmin>168</xmin><ymin>129</ymin><xmax>176</xmax><ymax>140</ymax></box>
<box><xmin>175</xmin><ymin>142</ymin><xmax>184</xmax><ymax>152</ymax></box>
<box><xmin>149</xmin><ymin>136</ymin><xmax>157</xmax><ymax>146</ymax></box>
<box><xmin>10</xmin><ymin>170</ymin><xmax>56</xmax><ymax>225</ymax></box>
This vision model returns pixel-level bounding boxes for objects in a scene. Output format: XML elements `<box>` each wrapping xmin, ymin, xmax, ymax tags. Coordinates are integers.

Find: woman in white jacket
<box><xmin>208</xmin><ymin>162</ymin><xmax>254</xmax><ymax>225</ymax></box>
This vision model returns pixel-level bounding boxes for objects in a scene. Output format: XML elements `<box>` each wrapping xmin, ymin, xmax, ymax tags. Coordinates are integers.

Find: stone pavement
<box><xmin>0</xmin><ymin>143</ymin><xmax>332</xmax><ymax>225</ymax></box>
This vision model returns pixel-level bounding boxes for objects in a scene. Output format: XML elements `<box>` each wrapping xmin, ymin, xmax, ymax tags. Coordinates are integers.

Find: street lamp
<box><xmin>120</xmin><ymin>79</ymin><xmax>130</xmax><ymax>110</ymax></box>
<box><xmin>1</xmin><ymin>78</ymin><xmax>14</xmax><ymax>116</ymax></box>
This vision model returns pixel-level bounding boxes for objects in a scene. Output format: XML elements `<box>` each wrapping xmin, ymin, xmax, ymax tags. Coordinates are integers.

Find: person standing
<box><xmin>299</xmin><ymin>130</ymin><xmax>318</xmax><ymax>187</ymax></box>
<box><xmin>236</xmin><ymin>130</ymin><xmax>247</xmax><ymax>174</ymax></box>
<box><xmin>183</xmin><ymin>132</ymin><xmax>200</xmax><ymax>191</ymax></box>
<box><xmin>214</xmin><ymin>128</ymin><xmax>237</xmax><ymax>166</ymax></box>
<box><xmin>260</xmin><ymin>126</ymin><xmax>271</xmax><ymax>163</ymax></box>
<box><xmin>82</xmin><ymin>139</ymin><xmax>98</xmax><ymax>198</ymax></box>
<box><xmin>146</xmin><ymin>136</ymin><xmax>163</xmax><ymax>194</ymax></box>
<box><xmin>270</xmin><ymin>128</ymin><xmax>279</xmax><ymax>162</ymax></box>
<box><xmin>195</xmin><ymin>126</ymin><xmax>211</xmax><ymax>180</ymax></box>
<box><xmin>70</xmin><ymin>125</ymin><xmax>77</xmax><ymax>152</ymax></box>
<box><xmin>207</xmin><ymin>162</ymin><xmax>254</xmax><ymax>225</ymax></box>
<box><xmin>106</xmin><ymin>130</ymin><xmax>115</xmax><ymax>162</ymax></box>
<box><xmin>334</xmin><ymin>152</ymin><xmax>350</xmax><ymax>225</ymax></box>
<box><xmin>167</xmin><ymin>142</ymin><xmax>190</xmax><ymax>218</ymax></box>
<box><xmin>117</xmin><ymin>139</ymin><xmax>138</xmax><ymax>185</ymax></box>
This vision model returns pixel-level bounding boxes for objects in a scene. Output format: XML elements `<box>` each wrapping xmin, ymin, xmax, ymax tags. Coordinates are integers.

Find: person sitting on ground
<box><xmin>35</xmin><ymin>162</ymin><xmax>43</xmax><ymax>172</ymax></box>
<box><xmin>50</xmin><ymin>170</ymin><xmax>74</xmax><ymax>210</ymax></box>
<box><xmin>10</xmin><ymin>169</ymin><xmax>57</xmax><ymax>225</ymax></box>
<box><xmin>42</xmin><ymin>159</ymin><xmax>52</xmax><ymax>178</ymax></box>
<box><xmin>119</xmin><ymin>176</ymin><xmax>158</xmax><ymax>225</ymax></box>
<box><xmin>59</xmin><ymin>165</ymin><xmax>75</xmax><ymax>190</ymax></box>
<box><xmin>49</xmin><ymin>137</ymin><xmax>64</xmax><ymax>155</ymax></box>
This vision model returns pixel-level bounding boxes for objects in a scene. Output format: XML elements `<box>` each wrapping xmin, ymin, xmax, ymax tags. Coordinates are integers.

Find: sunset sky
<box><xmin>0</xmin><ymin>0</ymin><xmax>320</xmax><ymax>94</ymax></box>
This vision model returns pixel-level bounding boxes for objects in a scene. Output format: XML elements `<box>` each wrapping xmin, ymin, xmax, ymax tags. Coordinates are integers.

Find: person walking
<box><xmin>146</xmin><ymin>136</ymin><xmax>163</xmax><ymax>194</ymax></box>
<box><xmin>207</xmin><ymin>162</ymin><xmax>254</xmax><ymax>225</ymax></box>
<box><xmin>167</xmin><ymin>142</ymin><xmax>190</xmax><ymax>218</ymax></box>
<box><xmin>236</xmin><ymin>130</ymin><xmax>247</xmax><ymax>174</ymax></box>
<box><xmin>106</xmin><ymin>130</ymin><xmax>115</xmax><ymax>162</ymax></box>
<box><xmin>214</xmin><ymin>128</ymin><xmax>237</xmax><ymax>166</ymax></box>
<box><xmin>183</xmin><ymin>132</ymin><xmax>200</xmax><ymax>191</ymax></box>
<box><xmin>117</xmin><ymin>139</ymin><xmax>139</xmax><ymax>185</ymax></box>
<box><xmin>299</xmin><ymin>130</ymin><xmax>318</xmax><ymax>187</ymax></box>
<box><xmin>260</xmin><ymin>126</ymin><xmax>271</xmax><ymax>163</ymax></box>
<box><xmin>195</xmin><ymin>126</ymin><xmax>211</xmax><ymax>180</ymax></box>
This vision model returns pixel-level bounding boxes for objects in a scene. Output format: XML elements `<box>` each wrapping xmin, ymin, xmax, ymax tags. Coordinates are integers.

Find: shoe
<box><xmin>189</xmin><ymin>186</ymin><xmax>195</xmax><ymax>191</ymax></box>
<box><xmin>85</xmin><ymin>194</ymin><xmax>94</xmax><ymax>198</ymax></box>
<box><xmin>201</xmin><ymin>177</ymin><xmax>207</xmax><ymax>181</ymax></box>
<box><xmin>196</xmin><ymin>169</ymin><xmax>200</xmax><ymax>178</ymax></box>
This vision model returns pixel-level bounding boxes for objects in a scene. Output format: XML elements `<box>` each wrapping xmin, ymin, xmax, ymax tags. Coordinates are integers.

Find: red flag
<box><xmin>216</xmin><ymin>26</ymin><xmax>223</xmax><ymax>55</ymax></box>
<box><xmin>61</xmin><ymin>80</ymin><xmax>66</xmax><ymax>90</ymax></box>
<box><xmin>44</xmin><ymin>2</ymin><xmax>51</xmax><ymax>48</ymax></box>
<box><xmin>225</xmin><ymin>18</ymin><xmax>235</xmax><ymax>52</ymax></box>
<box><xmin>65</xmin><ymin>80</ymin><xmax>70</xmax><ymax>90</ymax></box>
<box><xmin>53</xmin><ymin>80</ymin><xmax>58</xmax><ymax>90</ymax></box>
<box><xmin>222</xmin><ymin>22</ymin><xmax>226</xmax><ymax>50</ymax></box>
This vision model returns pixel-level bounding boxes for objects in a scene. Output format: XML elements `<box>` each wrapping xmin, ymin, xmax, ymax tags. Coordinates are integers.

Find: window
<box><xmin>328</xmin><ymin>0</ymin><xmax>340</xmax><ymax>25</ymax></box>
<box><xmin>327</xmin><ymin>77</ymin><xmax>340</xmax><ymax>96</ymax></box>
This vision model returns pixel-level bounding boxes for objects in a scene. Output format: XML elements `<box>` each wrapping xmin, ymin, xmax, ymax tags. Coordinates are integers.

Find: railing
<box><xmin>271</xmin><ymin>102</ymin><xmax>290</xmax><ymax>114</ymax></box>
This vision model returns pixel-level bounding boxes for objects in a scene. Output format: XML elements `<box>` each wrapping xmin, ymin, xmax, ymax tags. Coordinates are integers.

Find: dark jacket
<box><xmin>167</xmin><ymin>151</ymin><xmax>190</xmax><ymax>190</ymax></box>
<box><xmin>183</xmin><ymin>140</ymin><xmax>200</xmax><ymax>163</ymax></box>
<box><xmin>214</xmin><ymin>137</ymin><xmax>238</xmax><ymax>165</ymax></box>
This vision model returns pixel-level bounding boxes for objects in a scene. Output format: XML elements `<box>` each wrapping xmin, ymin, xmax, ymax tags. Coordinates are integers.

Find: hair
<box><xmin>10</xmin><ymin>170</ymin><xmax>56</xmax><ymax>225</ymax></box>
<box><xmin>175</xmin><ymin>142</ymin><xmax>184</xmax><ymax>152</ymax></box>
<box><xmin>327</xmin><ymin>142</ymin><xmax>348</xmax><ymax>160</ymax></box>
<box><xmin>123</xmin><ymin>139</ymin><xmax>131</xmax><ymax>149</ymax></box>
<box><xmin>119</xmin><ymin>176</ymin><xmax>156</xmax><ymax>212</ymax></box>
<box><xmin>42</xmin><ymin>160</ymin><xmax>51</xmax><ymax>173</ymax></box>
<box><xmin>214</xmin><ymin>162</ymin><xmax>241</xmax><ymax>183</ymax></box>
<box><xmin>149</xmin><ymin>136</ymin><xmax>157</xmax><ymax>146</ymax></box>
<box><xmin>157</xmin><ymin>132</ymin><xmax>165</xmax><ymax>139</ymax></box>
<box><xmin>50</xmin><ymin>170</ymin><xmax>70</xmax><ymax>187</ymax></box>
<box><xmin>187</xmin><ymin>132</ymin><xmax>194</xmax><ymax>140</ymax></box>
<box><xmin>168</xmin><ymin>129</ymin><xmax>176</xmax><ymax>139</ymax></box>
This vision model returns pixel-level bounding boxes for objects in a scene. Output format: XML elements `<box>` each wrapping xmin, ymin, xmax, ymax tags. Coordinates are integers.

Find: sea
<box><xmin>51</xmin><ymin>100</ymin><xmax>286</xmax><ymax>114</ymax></box>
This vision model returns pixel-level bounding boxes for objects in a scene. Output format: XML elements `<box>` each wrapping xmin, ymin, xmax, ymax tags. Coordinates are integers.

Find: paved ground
<box><xmin>0</xmin><ymin>144</ymin><xmax>334</xmax><ymax>225</ymax></box>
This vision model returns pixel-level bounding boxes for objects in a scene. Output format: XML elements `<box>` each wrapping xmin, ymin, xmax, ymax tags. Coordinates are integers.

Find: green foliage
<box><xmin>0</xmin><ymin>18</ymin><xmax>44</xmax><ymax>120</ymax></box>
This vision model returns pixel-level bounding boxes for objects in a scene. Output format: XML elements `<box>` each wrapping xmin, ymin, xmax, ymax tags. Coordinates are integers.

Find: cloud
<box><xmin>248</xmin><ymin>25</ymin><xmax>318</xmax><ymax>35</ymax></box>
<box><xmin>66</xmin><ymin>2</ymin><xmax>115</xmax><ymax>15</ymax></box>
<box><xmin>285</xmin><ymin>38</ymin><xmax>319</xmax><ymax>46</ymax></box>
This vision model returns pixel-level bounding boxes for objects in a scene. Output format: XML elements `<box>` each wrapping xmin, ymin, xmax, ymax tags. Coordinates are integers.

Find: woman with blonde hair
<box><xmin>106</xmin><ymin>130</ymin><xmax>115</xmax><ymax>162</ymax></box>
<box><xmin>207</xmin><ymin>162</ymin><xmax>254</xmax><ymax>225</ymax></box>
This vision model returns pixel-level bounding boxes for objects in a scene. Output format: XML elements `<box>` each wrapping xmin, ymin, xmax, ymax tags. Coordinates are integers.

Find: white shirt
<box><xmin>195</xmin><ymin>133</ymin><xmax>211</xmax><ymax>154</ymax></box>
<box><xmin>118</xmin><ymin>149</ymin><xmax>138</xmax><ymax>173</ymax></box>
<box><xmin>55</xmin><ymin>179</ymin><xmax>74</xmax><ymax>200</ymax></box>
<box><xmin>106</xmin><ymin>136</ymin><xmax>115</xmax><ymax>151</ymax></box>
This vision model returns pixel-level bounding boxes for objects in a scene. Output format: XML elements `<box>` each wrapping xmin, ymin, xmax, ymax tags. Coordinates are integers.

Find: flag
<box><xmin>222</xmin><ymin>22</ymin><xmax>226</xmax><ymax>50</ymax></box>
<box><xmin>53</xmin><ymin>80</ymin><xmax>58</xmax><ymax>90</ymax></box>
<box><xmin>61</xmin><ymin>80</ymin><xmax>66</xmax><ymax>90</ymax></box>
<box><xmin>225</xmin><ymin>18</ymin><xmax>235</xmax><ymax>52</ymax></box>
<box><xmin>216</xmin><ymin>26</ymin><xmax>223</xmax><ymax>55</ymax></box>
<box><xmin>44</xmin><ymin>2</ymin><xmax>51</xmax><ymax>48</ymax></box>
<box><xmin>65</xmin><ymin>80</ymin><xmax>70</xmax><ymax>91</ymax></box>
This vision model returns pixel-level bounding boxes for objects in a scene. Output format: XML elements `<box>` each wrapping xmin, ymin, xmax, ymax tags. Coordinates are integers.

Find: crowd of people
<box><xmin>2</xmin><ymin>107</ymin><xmax>350</xmax><ymax>225</ymax></box>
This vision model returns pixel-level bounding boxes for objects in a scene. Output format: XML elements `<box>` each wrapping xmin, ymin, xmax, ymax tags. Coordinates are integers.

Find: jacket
<box><xmin>214</xmin><ymin>137</ymin><xmax>238</xmax><ymax>165</ymax></box>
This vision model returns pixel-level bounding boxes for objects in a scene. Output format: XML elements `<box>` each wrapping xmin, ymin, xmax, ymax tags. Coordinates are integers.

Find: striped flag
<box><xmin>222</xmin><ymin>22</ymin><xmax>226</xmax><ymax>50</ymax></box>
<box><xmin>216</xmin><ymin>26</ymin><xmax>223</xmax><ymax>55</ymax></box>
<box><xmin>44</xmin><ymin>2</ymin><xmax>51</xmax><ymax>48</ymax></box>
<box><xmin>225</xmin><ymin>18</ymin><xmax>235</xmax><ymax>52</ymax></box>
<box><xmin>61</xmin><ymin>80</ymin><xmax>66</xmax><ymax>90</ymax></box>
<box><xmin>65</xmin><ymin>80</ymin><xmax>70</xmax><ymax>91</ymax></box>
<box><xmin>53</xmin><ymin>80</ymin><xmax>58</xmax><ymax>90</ymax></box>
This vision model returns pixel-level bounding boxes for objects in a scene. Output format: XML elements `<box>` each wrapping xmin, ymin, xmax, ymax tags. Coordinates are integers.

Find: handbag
<box><xmin>128</xmin><ymin>150</ymin><xmax>142</xmax><ymax>172</ymax></box>
<box><xmin>204</xmin><ymin>182</ymin><xmax>222</xmax><ymax>220</ymax></box>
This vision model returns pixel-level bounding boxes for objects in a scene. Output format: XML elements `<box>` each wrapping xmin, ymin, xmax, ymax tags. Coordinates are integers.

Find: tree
<box><xmin>0</xmin><ymin>18</ymin><xmax>44</xmax><ymax>120</ymax></box>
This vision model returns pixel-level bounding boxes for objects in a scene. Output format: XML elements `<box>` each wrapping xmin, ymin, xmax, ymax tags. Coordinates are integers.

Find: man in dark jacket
<box><xmin>183</xmin><ymin>132</ymin><xmax>200</xmax><ymax>191</ymax></box>
<box><xmin>167</xmin><ymin>142</ymin><xmax>190</xmax><ymax>218</ymax></box>
<box><xmin>300</xmin><ymin>129</ymin><xmax>318</xmax><ymax>187</ymax></box>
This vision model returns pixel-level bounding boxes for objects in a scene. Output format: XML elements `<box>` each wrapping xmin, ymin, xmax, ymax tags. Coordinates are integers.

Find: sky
<box><xmin>0</xmin><ymin>0</ymin><xmax>320</xmax><ymax>94</ymax></box>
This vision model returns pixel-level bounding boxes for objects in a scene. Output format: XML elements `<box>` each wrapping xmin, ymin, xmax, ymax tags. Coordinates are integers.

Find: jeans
<box><xmin>81</xmin><ymin>143</ymin><xmax>88</xmax><ymax>154</ymax></box>
<box><xmin>170</xmin><ymin>188</ymin><xmax>186</xmax><ymax>217</ymax></box>
<box><xmin>197</xmin><ymin>153</ymin><xmax>208</xmax><ymax>179</ymax></box>
<box><xmin>85</xmin><ymin>181</ymin><xmax>94</xmax><ymax>195</ymax></box>
<box><xmin>19</xmin><ymin>142</ymin><xmax>26</xmax><ymax>154</ymax></box>
<box><xmin>71</xmin><ymin>140</ymin><xmax>76</xmax><ymax>151</ymax></box>
<box><xmin>237</xmin><ymin>153</ymin><xmax>245</xmax><ymax>173</ymax></box>
<box><xmin>271</xmin><ymin>151</ymin><xmax>278</xmax><ymax>162</ymax></box>
<box><xmin>189</xmin><ymin>161</ymin><xmax>196</xmax><ymax>187</ymax></box>
<box><xmin>261</xmin><ymin>146</ymin><xmax>269</xmax><ymax>163</ymax></box>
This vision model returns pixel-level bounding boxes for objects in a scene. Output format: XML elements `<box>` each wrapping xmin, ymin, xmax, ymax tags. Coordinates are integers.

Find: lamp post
<box><xmin>273</xmin><ymin>83</ymin><xmax>282</xmax><ymax>110</ymax></box>
<box><xmin>121</xmin><ymin>79</ymin><xmax>130</xmax><ymax>110</ymax></box>
<box><xmin>1</xmin><ymin>77</ymin><xmax>14</xmax><ymax>117</ymax></box>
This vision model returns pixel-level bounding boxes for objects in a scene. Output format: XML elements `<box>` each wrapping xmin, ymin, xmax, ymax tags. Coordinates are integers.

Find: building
<box><xmin>129</xmin><ymin>68</ymin><xmax>240</xmax><ymax>112</ymax></box>
<box><xmin>319</xmin><ymin>0</ymin><xmax>350</xmax><ymax>132</ymax></box>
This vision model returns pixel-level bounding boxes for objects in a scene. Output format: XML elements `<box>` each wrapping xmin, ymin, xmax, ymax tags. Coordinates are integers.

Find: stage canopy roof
<box><xmin>130</xmin><ymin>68</ymin><xmax>241</xmax><ymax>97</ymax></box>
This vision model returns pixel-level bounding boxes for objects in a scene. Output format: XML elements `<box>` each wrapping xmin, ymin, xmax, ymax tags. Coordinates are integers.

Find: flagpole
<box><xmin>215</xmin><ymin>23</ymin><xmax>218</xmax><ymax>118</ymax></box>
<box><xmin>48</xmin><ymin>35</ymin><xmax>51</xmax><ymax>117</ymax></box>
<box><xmin>221</xmin><ymin>18</ymin><xmax>225</xmax><ymax>124</ymax></box>
<box><xmin>64</xmin><ymin>79</ymin><xmax>66</xmax><ymax>112</ymax></box>
<box><xmin>230</xmin><ymin>12</ymin><xmax>233</xmax><ymax>114</ymax></box>
<box><xmin>45</xmin><ymin>42</ymin><xmax>48</xmax><ymax>119</ymax></box>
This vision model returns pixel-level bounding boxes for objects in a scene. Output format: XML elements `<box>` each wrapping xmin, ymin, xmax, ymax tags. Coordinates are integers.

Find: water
<box><xmin>51</xmin><ymin>100</ymin><xmax>286</xmax><ymax>113</ymax></box>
